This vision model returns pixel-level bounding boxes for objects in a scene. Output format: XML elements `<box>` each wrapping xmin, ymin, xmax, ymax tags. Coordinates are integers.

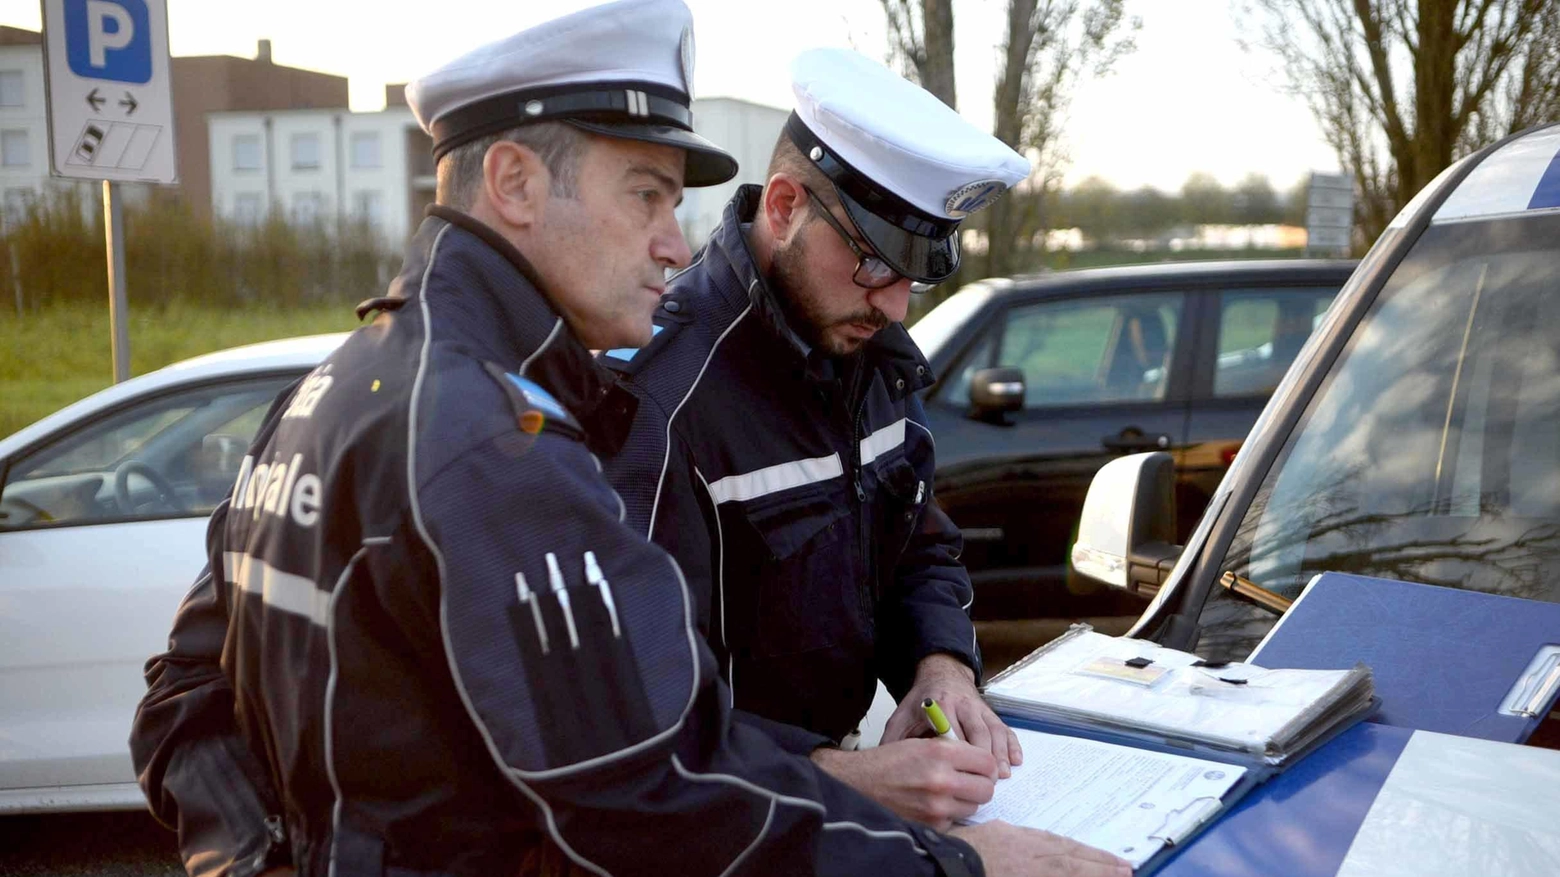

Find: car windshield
<box><xmin>1196</xmin><ymin>211</ymin><xmax>1560</xmax><ymax>662</ymax></box>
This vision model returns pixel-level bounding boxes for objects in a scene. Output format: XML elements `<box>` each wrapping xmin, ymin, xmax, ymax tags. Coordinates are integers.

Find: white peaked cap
<box><xmin>788</xmin><ymin>48</ymin><xmax>1032</xmax><ymax>282</ymax></box>
<box><xmin>407</xmin><ymin>0</ymin><xmax>735</xmax><ymax>186</ymax></box>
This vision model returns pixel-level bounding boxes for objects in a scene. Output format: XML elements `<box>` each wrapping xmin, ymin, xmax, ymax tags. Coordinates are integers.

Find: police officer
<box><xmin>128</xmin><ymin>3</ymin><xmax>1129</xmax><ymax>876</ymax></box>
<box><xmin>601</xmin><ymin>48</ymin><xmax>1039</xmax><ymax>829</ymax></box>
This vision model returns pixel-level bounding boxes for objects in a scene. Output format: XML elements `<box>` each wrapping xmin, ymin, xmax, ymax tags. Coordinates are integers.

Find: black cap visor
<box><xmin>567</xmin><ymin>120</ymin><xmax>737</xmax><ymax>188</ymax></box>
<box><xmin>834</xmin><ymin>184</ymin><xmax>961</xmax><ymax>284</ymax></box>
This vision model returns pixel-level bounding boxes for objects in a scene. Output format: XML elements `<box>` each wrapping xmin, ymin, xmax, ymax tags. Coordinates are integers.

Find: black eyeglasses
<box><xmin>801</xmin><ymin>185</ymin><xmax>907</xmax><ymax>290</ymax></box>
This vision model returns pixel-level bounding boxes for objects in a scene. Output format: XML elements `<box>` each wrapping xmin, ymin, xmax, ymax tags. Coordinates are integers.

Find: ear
<box><xmin>482</xmin><ymin>140</ymin><xmax>549</xmax><ymax>229</ymax></box>
<box><xmin>761</xmin><ymin>172</ymin><xmax>809</xmax><ymax>246</ymax></box>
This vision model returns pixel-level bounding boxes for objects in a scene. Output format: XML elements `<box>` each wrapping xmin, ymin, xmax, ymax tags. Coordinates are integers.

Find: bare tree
<box><xmin>979</xmin><ymin>0</ymin><xmax>1136</xmax><ymax>281</ymax></box>
<box><xmin>1240</xmin><ymin>0</ymin><xmax>1560</xmax><ymax>247</ymax></box>
<box><xmin>881</xmin><ymin>2</ymin><xmax>1137</xmax><ymax>317</ymax></box>
<box><xmin>880</xmin><ymin>0</ymin><xmax>958</xmax><ymax>109</ymax></box>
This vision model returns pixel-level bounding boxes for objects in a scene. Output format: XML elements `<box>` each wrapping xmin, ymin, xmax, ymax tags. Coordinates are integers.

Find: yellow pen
<box><xmin>921</xmin><ymin>697</ymin><xmax>959</xmax><ymax>741</ymax></box>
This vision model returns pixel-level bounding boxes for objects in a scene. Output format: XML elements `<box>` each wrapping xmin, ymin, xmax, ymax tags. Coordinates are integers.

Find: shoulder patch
<box><xmin>481</xmin><ymin>361</ymin><xmax>583</xmax><ymax>439</ymax></box>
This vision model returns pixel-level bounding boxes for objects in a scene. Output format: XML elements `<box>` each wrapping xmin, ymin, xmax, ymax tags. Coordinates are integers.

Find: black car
<box><xmin>908</xmin><ymin>259</ymin><xmax>1356</xmax><ymax>620</ymax></box>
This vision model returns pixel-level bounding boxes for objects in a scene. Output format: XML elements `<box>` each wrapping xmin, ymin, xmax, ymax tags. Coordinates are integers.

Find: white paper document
<box><xmin>966</xmin><ymin>728</ymin><xmax>1246</xmax><ymax>869</ymax></box>
<box><xmin>983</xmin><ymin>627</ymin><xmax>1371</xmax><ymax>761</ymax></box>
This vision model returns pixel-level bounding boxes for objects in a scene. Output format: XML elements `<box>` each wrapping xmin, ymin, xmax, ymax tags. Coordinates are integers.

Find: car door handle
<box><xmin>1102</xmin><ymin>432</ymin><xmax>1172</xmax><ymax>451</ymax></box>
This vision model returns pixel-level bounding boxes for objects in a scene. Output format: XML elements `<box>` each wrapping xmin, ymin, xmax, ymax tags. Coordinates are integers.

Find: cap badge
<box><xmin>944</xmin><ymin>179</ymin><xmax>1008</xmax><ymax>218</ymax></box>
<box><xmin>680</xmin><ymin>25</ymin><xmax>696</xmax><ymax>98</ymax></box>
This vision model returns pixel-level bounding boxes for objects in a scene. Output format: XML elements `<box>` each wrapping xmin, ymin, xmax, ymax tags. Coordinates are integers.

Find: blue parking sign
<box><xmin>64</xmin><ymin>0</ymin><xmax>151</xmax><ymax>84</ymax></box>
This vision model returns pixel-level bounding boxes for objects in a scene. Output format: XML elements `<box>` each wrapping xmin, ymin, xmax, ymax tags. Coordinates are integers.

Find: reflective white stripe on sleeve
<box><xmin>223</xmin><ymin>550</ymin><xmax>330</xmax><ymax>627</ymax></box>
<box><xmin>706</xmin><ymin>453</ymin><xmax>843</xmax><ymax>505</ymax></box>
<box><xmin>859</xmin><ymin>418</ymin><xmax>906</xmax><ymax>466</ymax></box>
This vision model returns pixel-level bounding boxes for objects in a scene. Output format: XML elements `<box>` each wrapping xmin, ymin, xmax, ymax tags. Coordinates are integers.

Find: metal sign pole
<box><xmin>104</xmin><ymin>179</ymin><xmax>129</xmax><ymax>383</ymax></box>
<box><xmin>41</xmin><ymin>0</ymin><xmax>178</xmax><ymax>384</ymax></box>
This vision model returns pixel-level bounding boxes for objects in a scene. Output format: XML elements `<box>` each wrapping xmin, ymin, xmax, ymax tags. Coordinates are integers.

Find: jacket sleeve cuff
<box><xmin>732</xmin><ymin>709</ymin><xmax>836</xmax><ymax>755</ymax></box>
<box><xmin>915</xmin><ymin>825</ymin><xmax>986</xmax><ymax>877</ymax></box>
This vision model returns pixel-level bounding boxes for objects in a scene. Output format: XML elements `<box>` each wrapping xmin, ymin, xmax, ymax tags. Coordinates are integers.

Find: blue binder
<box><xmin>1249</xmin><ymin>572</ymin><xmax>1560</xmax><ymax>743</ymax></box>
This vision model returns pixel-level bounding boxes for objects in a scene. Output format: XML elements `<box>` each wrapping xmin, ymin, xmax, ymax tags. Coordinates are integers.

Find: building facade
<box><xmin>0</xmin><ymin>29</ymin><xmax>350</xmax><ymax>224</ymax></box>
<box><xmin>207</xmin><ymin>96</ymin><xmax>788</xmax><ymax>249</ymax></box>
<box><xmin>0</xmin><ymin>27</ymin><xmax>80</xmax><ymax>219</ymax></box>
<box><xmin>171</xmin><ymin>41</ymin><xmax>350</xmax><ymax>216</ymax></box>
<box><xmin>207</xmin><ymin>99</ymin><xmax>432</xmax><ymax>244</ymax></box>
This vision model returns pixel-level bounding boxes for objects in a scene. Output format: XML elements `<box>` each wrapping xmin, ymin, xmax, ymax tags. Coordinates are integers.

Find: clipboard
<box><xmin>1251</xmin><ymin>572</ymin><xmax>1560</xmax><ymax>743</ymax></box>
<box><xmin>998</xmin><ymin>699</ymin><xmax>1378</xmax><ymax>876</ymax></box>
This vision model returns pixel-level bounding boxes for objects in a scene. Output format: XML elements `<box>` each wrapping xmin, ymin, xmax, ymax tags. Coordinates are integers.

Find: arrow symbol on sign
<box><xmin>119</xmin><ymin>92</ymin><xmax>138</xmax><ymax>115</ymax></box>
<box><xmin>86</xmin><ymin>88</ymin><xmax>105</xmax><ymax>112</ymax></box>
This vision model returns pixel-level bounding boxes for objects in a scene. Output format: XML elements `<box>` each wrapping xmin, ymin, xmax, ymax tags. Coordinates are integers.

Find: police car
<box><xmin>1068</xmin><ymin>122</ymin><xmax>1560</xmax><ymax>875</ymax></box>
<box><xmin>0</xmin><ymin>334</ymin><xmax>344</xmax><ymax>812</ymax></box>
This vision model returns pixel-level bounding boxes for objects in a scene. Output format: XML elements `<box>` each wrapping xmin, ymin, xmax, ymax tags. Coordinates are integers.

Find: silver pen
<box><xmin>544</xmin><ymin>552</ymin><xmax>581</xmax><ymax>649</ymax></box>
<box><xmin>582</xmin><ymin>551</ymin><xmax>621</xmax><ymax>638</ymax></box>
<box><xmin>514</xmin><ymin>572</ymin><xmax>549</xmax><ymax>654</ymax></box>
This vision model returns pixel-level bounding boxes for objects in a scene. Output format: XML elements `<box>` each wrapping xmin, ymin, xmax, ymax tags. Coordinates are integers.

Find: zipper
<box><xmin>846</xmin><ymin>364</ymin><xmax>873</xmax><ymax>615</ymax></box>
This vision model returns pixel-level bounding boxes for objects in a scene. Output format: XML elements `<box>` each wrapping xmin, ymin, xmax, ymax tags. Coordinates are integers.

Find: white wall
<box><xmin>208</xmin><ymin>107</ymin><xmax>420</xmax><ymax>244</ymax></box>
<box><xmin>676</xmin><ymin>97</ymin><xmax>789</xmax><ymax>248</ymax></box>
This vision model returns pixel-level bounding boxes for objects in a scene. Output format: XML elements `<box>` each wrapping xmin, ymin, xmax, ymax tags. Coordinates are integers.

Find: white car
<box><xmin>0</xmin><ymin>333</ymin><xmax>346</xmax><ymax>813</ymax></box>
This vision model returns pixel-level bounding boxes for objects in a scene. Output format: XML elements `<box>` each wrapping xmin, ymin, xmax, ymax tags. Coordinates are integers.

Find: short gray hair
<box><xmin>436</xmin><ymin>121</ymin><xmax>586</xmax><ymax>209</ymax></box>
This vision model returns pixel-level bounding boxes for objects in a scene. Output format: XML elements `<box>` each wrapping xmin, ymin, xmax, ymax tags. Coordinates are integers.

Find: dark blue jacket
<box><xmin>129</xmin><ymin>208</ymin><xmax>982</xmax><ymax>877</ymax></box>
<box><xmin>603</xmin><ymin>185</ymin><xmax>982</xmax><ymax>747</ymax></box>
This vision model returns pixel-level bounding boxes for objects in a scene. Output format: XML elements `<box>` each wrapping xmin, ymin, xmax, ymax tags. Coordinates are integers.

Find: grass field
<box><xmin>1</xmin><ymin>301</ymin><xmax>362</xmax><ymax>439</ymax></box>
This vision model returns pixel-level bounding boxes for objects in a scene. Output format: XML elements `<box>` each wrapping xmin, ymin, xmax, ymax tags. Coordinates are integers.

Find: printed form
<box><xmin>967</xmin><ymin>728</ymin><xmax>1246</xmax><ymax>869</ymax></box>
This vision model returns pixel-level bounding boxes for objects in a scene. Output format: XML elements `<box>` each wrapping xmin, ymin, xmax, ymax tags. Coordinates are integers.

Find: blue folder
<box><xmin>1249</xmin><ymin>572</ymin><xmax>1560</xmax><ymax>743</ymax></box>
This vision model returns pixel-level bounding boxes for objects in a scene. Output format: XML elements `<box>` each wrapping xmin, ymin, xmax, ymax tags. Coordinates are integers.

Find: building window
<box><xmin>1</xmin><ymin>129</ymin><xmax>29</xmax><ymax>167</ymax></box>
<box><xmin>233</xmin><ymin>135</ymin><xmax>261</xmax><ymax>171</ymax></box>
<box><xmin>291</xmin><ymin>133</ymin><xmax>320</xmax><ymax>171</ymax></box>
<box><xmin>350</xmin><ymin>132</ymin><xmax>381</xmax><ymax>169</ymax></box>
<box><xmin>291</xmin><ymin>191</ymin><xmax>325</xmax><ymax>224</ymax></box>
<box><xmin>0</xmin><ymin>71</ymin><xmax>23</xmax><ymax>108</ymax></box>
<box><xmin>352</xmin><ymin>190</ymin><xmax>383</xmax><ymax>227</ymax></box>
<box><xmin>233</xmin><ymin>192</ymin><xmax>264</xmax><ymax>225</ymax></box>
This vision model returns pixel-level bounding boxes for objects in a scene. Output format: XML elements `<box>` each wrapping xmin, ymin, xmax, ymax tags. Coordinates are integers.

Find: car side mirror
<box><xmin>1070</xmin><ymin>451</ymin><xmax>1181</xmax><ymax>595</ymax></box>
<box><xmin>969</xmin><ymin>367</ymin><xmax>1025</xmax><ymax>423</ymax></box>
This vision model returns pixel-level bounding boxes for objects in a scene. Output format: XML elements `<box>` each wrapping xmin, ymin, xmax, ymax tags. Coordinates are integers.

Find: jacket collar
<box><xmin>379</xmin><ymin>206</ymin><xmax>636</xmax><ymax>454</ymax></box>
<box><xmin>699</xmin><ymin>185</ymin><xmax>937</xmax><ymax>398</ymax></box>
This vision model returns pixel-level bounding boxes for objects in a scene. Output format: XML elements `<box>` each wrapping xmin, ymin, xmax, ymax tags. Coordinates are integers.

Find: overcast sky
<box><xmin>0</xmin><ymin>0</ymin><xmax>1340</xmax><ymax>192</ymax></box>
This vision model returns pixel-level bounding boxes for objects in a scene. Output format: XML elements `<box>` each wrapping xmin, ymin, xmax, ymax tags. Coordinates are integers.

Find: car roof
<box><xmin>1430</xmin><ymin>122</ymin><xmax>1560</xmax><ymax>224</ymax></box>
<box><xmin>0</xmin><ymin>333</ymin><xmax>347</xmax><ymax>459</ymax></box>
<box><xmin>994</xmin><ymin>258</ymin><xmax>1359</xmax><ymax>299</ymax></box>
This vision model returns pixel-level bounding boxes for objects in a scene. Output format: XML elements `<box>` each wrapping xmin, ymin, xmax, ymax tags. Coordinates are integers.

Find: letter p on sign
<box><xmin>64</xmin><ymin>0</ymin><xmax>152</xmax><ymax>84</ymax></box>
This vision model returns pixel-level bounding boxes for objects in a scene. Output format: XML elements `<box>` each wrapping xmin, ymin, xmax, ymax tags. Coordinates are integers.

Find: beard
<box><xmin>768</xmin><ymin>229</ymin><xmax>889</xmax><ymax>358</ymax></box>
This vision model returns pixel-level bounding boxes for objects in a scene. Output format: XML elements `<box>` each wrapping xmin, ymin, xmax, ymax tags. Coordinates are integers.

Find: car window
<box><xmin>0</xmin><ymin>376</ymin><xmax>295</xmax><ymax>530</ymax></box>
<box><xmin>997</xmin><ymin>292</ymin><xmax>1183</xmax><ymax>408</ymax></box>
<box><xmin>1196</xmin><ymin>213</ymin><xmax>1560</xmax><ymax>662</ymax></box>
<box><xmin>1213</xmin><ymin>288</ymin><xmax>1339</xmax><ymax>398</ymax></box>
